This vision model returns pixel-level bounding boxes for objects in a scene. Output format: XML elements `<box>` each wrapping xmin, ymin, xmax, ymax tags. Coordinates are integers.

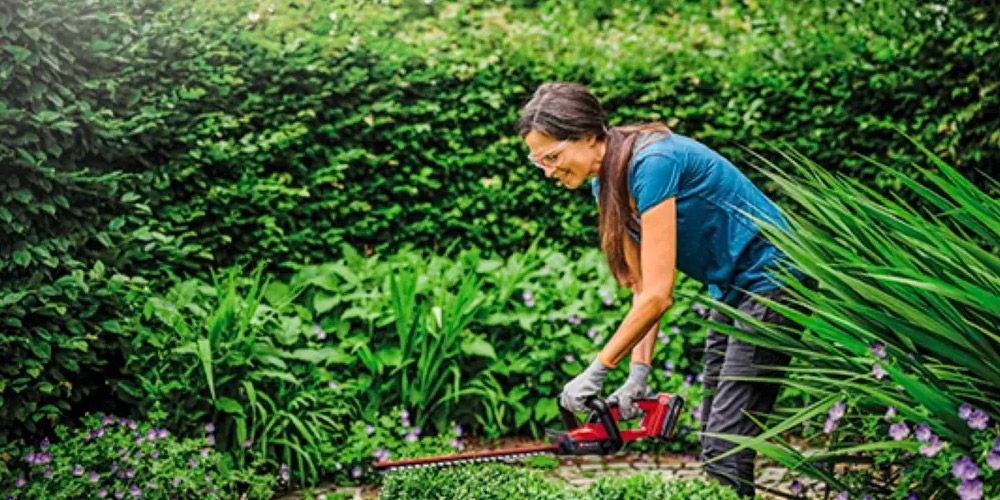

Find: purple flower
<box><xmin>834</xmin><ymin>492</ymin><xmax>848</xmax><ymax>500</ymax></box>
<box><xmin>691</xmin><ymin>404</ymin><xmax>702</xmax><ymax>422</ymax></box>
<box><xmin>244</xmin><ymin>439</ymin><xmax>254</xmax><ymax>448</ymax></box>
<box><xmin>400</xmin><ymin>409</ymin><xmax>409</xmax><ymax>420</ymax></box>
<box><xmin>406</xmin><ymin>432</ymin><xmax>418</xmax><ymax>443</ymax></box>
<box><xmin>663</xmin><ymin>367</ymin><xmax>673</xmax><ymax>378</ymax></box>
<box><xmin>351</xmin><ymin>466</ymin><xmax>362</xmax><ymax>479</ymax></box>
<box><xmin>146</xmin><ymin>429</ymin><xmax>157</xmax><ymax>442</ymax></box>
<box><xmin>453</xmin><ymin>424</ymin><xmax>462</xmax><ymax>436</ymax></box>
<box><xmin>313</xmin><ymin>324</ymin><xmax>327</xmax><ymax>340</ymax></box>
<box><xmin>205</xmin><ymin>475</ymin><xmax>212</xmax><ymax>483</ymax></box>
<box><xmin>889</xmin><ymin>422</ymin><xmax>910</xmax><ymax>441</ymax></box>
<box><xmin>200</xmin><ymin>447</ymin><xmax>211</xmax><ymax>457</ymax></box>
<box><xmin>959</xmin><ymin>403</ymin><xmax>973</xmax><ymax>420</ymax></box>
<box><xmin>872</xmin><ymin>363</ymin><xmax>887</xmax><ymax>380</ymax></box>
<box><xmin>172</xmin><ymin>478</ymin><xmax>182</xmax><ymax>488</ymax></box>
<box><xmin>920</xmin><ymin>435</ymin><xmax>944</xmax><ymax>457</ymax></box>
<box><xmin>824</xmin><ymin>417</ymin><xmax>838</xmax><ymax>434</ymax></box>
<box><xmin>103</xmin><ymin>415</ymin><xmax>116</xmax><ymax>426</ymax></box>
<box><xmin>670</xmin><ymin>325</ymin><xmax>680</xmax><ymax>335</ymax></box>
<box><xmin>364</xmin><ymin>424</ymin><xmax>375</xmax><ymax>436</ymax></box>
<box><xmin>279</xmin><ymin>463</ymin><xmax>289</xmax><ymax>483</ymax></box>
<box><xmin>188</xmin><ymin>458</ymin><xmax>199</xmax><ymax>468</ymax></box>
<box><xmin>449</xmin><ymin>438</ymin><xmax>464</xmax><ymax>449</ymax></box>
<box><xmin>683</xmin><ymin>374</ymin><xmax>693</xmax><ymax>387</ymax></box>
<box><xmin>993</xmin><ymin>436</ymin><xmax>1000</xmax><ymax>452</ymax></box>
<box><xmin>125</xmin><ymin>467</ymin><xmax>135</xmax><ymax>479</ymax></box>
<box><xmin>952</xmin><ymin>456</ymin><xmax>979</xmax><ymax>480</ymax></box>
<box><xmin>967</xmin><ymin>410</ymin><xmax>989</xmax><ymax>430</ymax></box>
<box><xmin>586</xmin><ymin>328</ymin><xmax>598</xmax><ymax>338</ymax></box>
<box><xmin>986</xmin><ymin>452</ymin><xmax>1000</xmax><ymax>471</ymax></box>
<box><xmin>129</xmin><ymin>485</ymin><xmax>142</xmax><ymax>498</ymax></box>
<box><xmin>14</xmin><ymin>476</ymin><xmax>26</xmax><ymax>488</ymax></box>
<box><xmin>128</xmin><ymin>420</ymin><xmax>137</xmax><ymax>430</ymax></box>
<box><xmin>43</xmin><ymin>466</ymin><xmax>53</xmax><ymax>479</ymax></box>
<box><xmin>98</xmin><ymin>487</ymin><xmax>108</xmax><ymax>497</ymax></box>
<box><xmin>39</xmin><ymin>438</ymin><xmax>49</xmax><ymax>450</ymax></box>
<box><xmin>156</xmin><ymin>428</ymin><xmax>168</xmax><ymax>439</ymax></box>
<box><xmin>828</xmin><ymin>401</ymin><xmax>846</xmax><ymax>421</ymax></box>
<box><xmin>150</xmin><ymin>450</ymin><xmax>159</xmax><ymax>459</ymax></box>
<box><xmin>789</xmin><ymin>479</ymin><xmax>802</xmax><ymax>496</ymax></box>
<box><xmin>564</xmin><ymin>354</ymin><xmax>575</xmax><ymax>363</ymax></box>
<box><xmin>957</xmin><ymin>479</ymin><xmax>983</xmax><ymax>500</ymax></box>
<box><xmin>567</xmin><ymin>314</ymin><xmax>581</xmax><ymax>325</ymax></box>
<box><xmin>522</xmin><ymin>290</ymin><xmax>534</xmax><ymax>307</ymax></box>
<box><xmin>114</xmin><ymin>490</ymin><xmax>124</xmax><ymax>499</ymax></box>
<box><xmin>205</xmin><ymin>423</ymin><xmax>215</xmax><ymax>434</ymax></box>
<box><xmin>88</xmin><ymin>471</ymin><xmax>100</xmax><ymax>483</ymax></box>
<box><xmin>869</xmin><ymin>341</ymin><xmax>886</xmax><ymax>359</ymax></box>
<box><xmin>71</xmin><ymin>464</ymin><xmax>84</xmax><ymax>477</ymax></box>
<box><xmin>593</xmin><ymin>335</ymin><xmax>603</xmax><ymax>345</ymax></box>
<box><xmin>884</xmin><ymin>406</ymin><xmax>897</xmax><ymax>422</ymax></box>
<box><xmin>914</xmin><ymin>423</ymin><xmax>932</xmax><ymax>442</ymax></box>
<box><xmin>206</xmin><ymin>434</ymin><xmax>216</xmax><ymax>446</ymax></box>
<box><xmin>906</xmin><ymin>493</ymin><xmax>918</xmax><ymax>500</ymax></box>
<box><xmin>602</xmin><ymin>296</ymin><xmax>614</xmax><ymax>307</ymax></box>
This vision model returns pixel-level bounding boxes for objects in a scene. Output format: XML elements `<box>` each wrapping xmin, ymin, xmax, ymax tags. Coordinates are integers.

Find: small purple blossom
<box><xmin>129</xmin><ymin>485</ymin><xmax>142</xmax><ymax>498</ymax></box>
<box><xmin>889</xmin><ymin>422</ymin><xmax>910</xmax><ymax>441</ymax></box>
<box><xmin>98</xmin><ymin>487</ymin><xmax>107</xmax><ymax>498</ymax></box>
<box><xmin>920</xmin><ymin>435</ymin><xmax>944</xmax><ymax>457</ymax></box>
<box><xmin>205</xmin><ymin>423</ymin><xmax>215</xmax><ymax>434</ymax></box>
<box><xmin>14</xmin><ymin>476</ymin><xmax>26</xmax><ymax>488</ymax></box>
<box><xmin>200</xmin><ymin>447</ymin><xmax>211</xmax><ymax>457</ymax></box>
<box><xmin>88</xmin><ymin>471</ymin><xmax>100</xmax><ymax>483</ymax></box>
<box><xmin>406</xmin><ymin>432</ymin><xmax>418</xmax><ymax>443</ymax></box>
<box><xmin>279</xmin><ymin>463</ymin><xmax>290</xmax><ymax>483</ymax></box>
<box><xmin>400</xmin><ymin>409</ymin><xmax>409</xmax><ymax>421</ymax></box>
<box><xmin>884</xmin><ymin>406</ymin><xmax>897</xmax><ymax>422</ymax></box>
<box><xmin>351</xmin><ymin>466</ymin><xmax>362</xmax><ymax>479</ymax></box>
<box><xmin>824</xmin><ymin>417</ymin><xmax>838</xmax><ymax>434</ymax></box>
<box><xmin>43</xmin><ymin>466</ymin><xmax>52</xmax><ymax>479</ymax></box>
<box><xmin>683</xmin><ymin>374</ymin><xmax>693</xmax><ymax>387</ymax></box>
<box><xmin>869</xmin><ymin>341</ymin><xmax>886</xmax><ymax>359</ymax></box>
<box><xmin>567</xmin><ymin>314</ymin><xmax>582</xmax><ymax>325</ymax></box>
<box><xmin>146</xmin><ymin>429</ymin><xmax>157</xmax><ymax>442</ymax></box>
<box><xmin>156</xmin><ymin>428</ymin><xmax>168</xmax><ymax>439</ymax></box>
<box><xmin>959</xmin><ymin>403</ymin><xmax>973</xmax><ymax>420</ymax></box>
<box><xmin>72</xmin><ymin>464</ymin><xmax>84</xmax><ymax>477</ymax></box>
<box><xmin>828</xmin><ymin>401</ymin><xmax>846</xmax><ymax>421</ymax></box>
<box><xmin>206</xmin><ymin>434</ymin><xmax>216</xmax><ymax>446</ymax></box>
<box><xmin>835</xmin><ymin>492</ymin><xmax>848</xmax><ymax>500</ymax></box>
<box><xmin>986</xmin><ymin>451</ymin><xmax>1000</xmax><ymax>471</ymax></box>
<box><xmin>593</xmin><ymin>335</ymin><xmax>603</xmax><ymax>345</ymax></box>
<box><xmin>957</xmin><ymin>479</ymin><xmax>983</xmax><ymax>500</ymax></box>
<box><xmin>915</xmin><ymin>423</ymin><xmax>932</xmax><ymax>442</ymax></box>
<box><xmin>364</xmin><ymin>424</ymin><xmax>375</xmax><ymax>436</ymax></box>
<box><xmin>872</xmin><ymin>363</ymin><xmax>887</xmax><ymax>380</ymax></box>
<box><xmin>187</xmin><ymin>458</ymin><xmax>198</xmax><ymax>468</ymax></box>
<box><xmin>453</xmin><ymin>424</ymin><xmax>462</xmax><ymax>436</ymax></box>
<box><xmin>952</xmin><ymin>456</ymin><xmax>979</xmax><ymax>480</ymax></box>
<box><xmin>313</xmin><ymin>324</ymin><xmax>327</xmax><ymax>340</ymax></box>
<box><xmin>564</xmin><ymin>354</ymin><xmax>575</xmax><ymax>363</ymax></box>
<box><xmin>150</xmin><ymin>450</ymin><xmax>159</xmax><ymax>459</ymax></box>
<box><xmin>172</xmin><ymin>477</ymin><xmax>182</xmax><ymax>488</ymax></box>
<box><xmin>522</xmin><ymin>290</ymin><xmax>534</xmax><ymax>308</ymax></box>
<box><xmin>789</xmin><ymin>479</ymin><xmax>802</xmax><ymax>496</ymax></box>
<box><xmin>244</xmin><ymin>439</ymin><xmax>254</xmax><ymax>448</ymax></box>
<box><xmin>967</xmin><ymin>410</ymin><xmax>989</xmax><ymax>430</ymax></box>
<box><xmin>586</xmin><ymin>328</ymin><xmax>598</xmax><ymax>338</ymax></box>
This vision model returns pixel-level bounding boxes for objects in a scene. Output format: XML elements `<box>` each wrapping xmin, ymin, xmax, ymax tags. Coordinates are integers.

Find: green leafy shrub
<box><xmin>119</xmin><ymin>265</ymin><xmax>356</xmax><ymax>487</ymax></box>
<box><xmin>0</xmin><ymin>413</ymin><xmax>276</xmax><ymax>499</ymax></box>
<box><xmin>379</xmin><ymin>463</ymin><xmax>742</xmax><ymax>499</ymax></box>
<box><xmin>698</xmin><ymin>145</ymin><xmax>999</xmax><ymax>498</ymax></box>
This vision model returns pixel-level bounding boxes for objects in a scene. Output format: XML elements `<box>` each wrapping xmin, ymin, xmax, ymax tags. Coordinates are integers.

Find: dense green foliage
<box><xmin>380</xmin><ymin>463</ymin><xmax>743</xmax><ymax>499</ymax></box>
<box><xmin>697</xmin><ymin>148</ymin><xmax>999</xmax><ymax>498</ymax></box>
<box><xmin>0</xmin><ymin>413</ymin><xmax>277</xmax><ymax>499</ymax></box>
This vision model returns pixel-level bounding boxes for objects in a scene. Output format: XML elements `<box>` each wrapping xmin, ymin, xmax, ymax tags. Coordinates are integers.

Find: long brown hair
<box><xmin>517</xmin><ymin>83</ymin><xmax>670</xmax><ymax>287</ymax></box>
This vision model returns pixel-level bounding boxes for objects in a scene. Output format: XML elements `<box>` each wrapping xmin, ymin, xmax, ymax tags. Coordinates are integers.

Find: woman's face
<box><xmin>524</xmin><ymin>130</ymin><xmax>604</xmax><ymax>189</ymax></box>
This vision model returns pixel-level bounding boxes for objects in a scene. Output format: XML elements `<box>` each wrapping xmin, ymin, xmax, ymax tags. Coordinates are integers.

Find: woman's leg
<box><xmin>700</xmin><ymin>290</ymin><xmax>794</xmax><ymax>498</ymax></box>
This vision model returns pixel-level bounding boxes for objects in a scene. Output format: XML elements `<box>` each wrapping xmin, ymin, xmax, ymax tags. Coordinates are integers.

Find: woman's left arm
<box><xmin>598</xmin><ymin>198</ymin><xmax>677</xmax><ymax>368</ymax></box>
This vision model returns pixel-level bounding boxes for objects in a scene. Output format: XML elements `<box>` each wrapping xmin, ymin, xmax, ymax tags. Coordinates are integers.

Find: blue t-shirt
<box><xmin>592</xmin><ymin>133</ymin><xmax>802</xmax><ymax>305</ymax></box>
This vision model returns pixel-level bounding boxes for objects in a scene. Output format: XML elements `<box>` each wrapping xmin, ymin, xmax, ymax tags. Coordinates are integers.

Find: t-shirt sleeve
<box><xmin>630</xmin><ymin>153</ymin><xmax>680</xmax><ymax>214</ymax></box>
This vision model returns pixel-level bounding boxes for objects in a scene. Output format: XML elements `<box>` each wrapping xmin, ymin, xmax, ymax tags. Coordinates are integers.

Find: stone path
<box><xmin>280</xmin><ymin>451</ymin><xmax>827</xmax><ymax>499</ymax></box>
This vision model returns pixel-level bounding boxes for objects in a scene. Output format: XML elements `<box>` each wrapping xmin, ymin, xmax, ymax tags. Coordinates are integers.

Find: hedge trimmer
<box><xmin>373</xmin><ymin>393</ymin><xmax>685</xmax><ymax>472</ymax></box>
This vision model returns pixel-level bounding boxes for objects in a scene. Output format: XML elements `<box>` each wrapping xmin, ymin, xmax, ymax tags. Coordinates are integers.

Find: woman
<box><xmin>517</xmin><ymin>82</ymin><xmax>808</xmax><ymax>498</ymax></box>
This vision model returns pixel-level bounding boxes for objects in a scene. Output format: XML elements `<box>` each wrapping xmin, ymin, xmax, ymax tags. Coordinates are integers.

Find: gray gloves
<box><xmin>608</xmin><ymin>362</ymin><xmax>653</xmax><ymax>420</ymax></box>
<box><xmin>560</xmin><ymin>357</ymin><xmax>610</xmax><ymax>413</ymax></box>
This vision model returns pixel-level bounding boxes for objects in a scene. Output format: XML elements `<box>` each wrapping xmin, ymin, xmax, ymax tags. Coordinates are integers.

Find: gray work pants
<box><xmin>699</xmin><ymin>289</ymin><xmax>796</xmax><ymax>498</ymax></box>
